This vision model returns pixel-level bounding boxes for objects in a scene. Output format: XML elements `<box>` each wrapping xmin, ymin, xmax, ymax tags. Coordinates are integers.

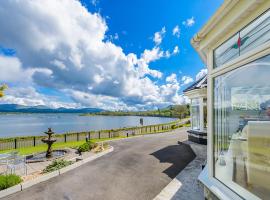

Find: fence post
<box><xmin>109</xmin><ymin>131</ymin><xmax>110</xmax><ymax>138</ymax></box>
<box><xmin>127</xmin><ymin>132</ymin><xmax>129</xmax><ymax>137</ymax></box>
<box><xmin>64</xmin><ymin>134</ymin><xmax>67</xmax><ymax>143</ymax></box>
<box><xmin>99</xmin><ymin>131</ymin><xmax>101</xmax><ymax>139</ymax></box>
<box><xmin>33</xmin><ymin>137</ymin><xmax>36</xmax><ymax>147</ymax></box>
<box><xmin>14</xmin><ymin>139</ymin><xmax>17</xmax><ymax>149</ymax></box>
<box><xmin>77</xmin><ymin>133</ymin><xmax>79</xmax><ymax>141</ymax></box>
<box><xmin>88</xmin><ymin>132</ymin><xmax>90</xmax><ymax>140</ymax></box>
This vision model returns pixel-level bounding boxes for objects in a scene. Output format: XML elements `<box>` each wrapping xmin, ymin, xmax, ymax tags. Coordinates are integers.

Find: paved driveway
<box><xmin>3</xmin><ymin>128</ymin><xmax>196</xmax><ymax>200</ymax></box>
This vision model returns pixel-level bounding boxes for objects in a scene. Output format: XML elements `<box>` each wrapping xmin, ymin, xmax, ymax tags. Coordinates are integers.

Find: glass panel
<box><xmin>214</xmin><ymin>9</ymin><xmax>270</xmax><ymax>68</ymax></box>
<box><xmin>214</xmin><ymin>33</ymin><xmax>239</xmax><ymax>68</ymax></box>
<box><xmin>240</xmin><ymin>10</ymin><xmax>270</xmax><ymax>55</ymax></box>
<box><xmin>214</xmin><ymin>55</ymin><xmax>270</xmax><ymax>199</ymax></box>
<box><xmin>191</xmin><ymin>98</ymin><xmax>200</xmax><ymax>130</ymax></box>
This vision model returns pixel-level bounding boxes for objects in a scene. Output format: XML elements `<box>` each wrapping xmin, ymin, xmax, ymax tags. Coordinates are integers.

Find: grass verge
<box><xmin>0</xmin><ymin>136</ymin><xmax>126</xmax><ymax>155</ymax></box>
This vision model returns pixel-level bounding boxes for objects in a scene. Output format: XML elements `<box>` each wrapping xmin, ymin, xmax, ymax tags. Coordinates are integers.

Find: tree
<box><xmin>0</xmin><ymin>84</ymin><xmax>7</xmax><ymax>98</ymax></box>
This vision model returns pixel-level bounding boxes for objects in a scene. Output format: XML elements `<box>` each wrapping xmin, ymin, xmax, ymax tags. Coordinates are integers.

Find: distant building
<box><xmin>191</xmin><ymin>1</ymin><xmax>270</xmax><ymax>199</ymax></box>
<box><xmin>183</xmin><ymin>75</ymin><xmax>207</xmax><ymax>144</ymax></box>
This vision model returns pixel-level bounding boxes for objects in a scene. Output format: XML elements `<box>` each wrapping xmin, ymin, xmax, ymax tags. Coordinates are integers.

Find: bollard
<box><xmin>88</xmin><ymin>132</ymin><xmax>91</xmax><ymax>140</ymax></box>
<box><xmin>14</xmin><ymin>138</ymin><xmax>17</xmax><ymax>149</ymax></box>
<box><xmin>99</xmin><ymin>131</ymin><xmax>101</xmax><ymax>139</ymax></box>
<box><xmin>64</xmin><ymin>134</ymin><xmax>67</xmax><ymax>143</ymax></box>
<box><xmin>33</xmin><ymin>137</ymin><xmax>36</xmax><ymax>147</ymax></box>
<box><xmin>127</xmin><ymin>132</ymin><xmax>129</xmax><ymax>137</ymax></box>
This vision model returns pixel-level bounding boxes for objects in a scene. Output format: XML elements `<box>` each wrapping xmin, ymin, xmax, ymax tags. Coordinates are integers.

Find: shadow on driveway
<box><xmin>150</xmin><ymin>141</ymin><xmax>196</xmax><ymax>178</ymax></box>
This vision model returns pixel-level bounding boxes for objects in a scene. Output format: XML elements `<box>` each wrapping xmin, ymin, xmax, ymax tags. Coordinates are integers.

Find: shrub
<box><xmin>43</xmin><ymin>159</ymin><xmax>73</xmax><ymax>173</ymax></box>
<box><xmin>0</xmin><ymin>174</ymin><xmax>22</xmax><ymax>190</ymax></box>
<box><xmin>77</xmin><ymin>141</ymin><xmax>98</xmax><ymax>153</ymax></box>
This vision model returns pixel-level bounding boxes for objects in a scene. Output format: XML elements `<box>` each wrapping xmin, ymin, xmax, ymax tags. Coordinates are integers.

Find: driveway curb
<box><xmin>0</xmin><ymin>146</ymin><xmax>114</xmax><ymax>199</ymax></box>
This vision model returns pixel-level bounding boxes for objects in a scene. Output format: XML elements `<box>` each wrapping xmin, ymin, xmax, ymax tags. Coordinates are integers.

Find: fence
<box><xmin>0</xmin><ymin>119</ymin><xmax>188</xmax><ymax>151</ymax></box>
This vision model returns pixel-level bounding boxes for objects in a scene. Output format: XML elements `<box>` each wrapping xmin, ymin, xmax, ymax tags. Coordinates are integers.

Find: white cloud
<box><xmin>166</xmin><ymin>73</ymin><xmax>177</xmax><ymax>83</ymax></box>
<box><xmin>1</xmin><ymin>86</ymin><xmax>78</xmax><ymax>108</ymax></box>
<box><xmin>172</xmin><ymin>25</ymin><xmax>180</xmax><ymax>38</ymax></box>
<box><xmin>153</xmin><ymin>27</ymin><xmax>166</xmax><ymax>45</ymax></box>
<box><xmin>183</xmin><ymin>17</ymin><xmax>195</xmax><ymax>27</ymax></box>
<box><xmin>173</xmin><ymin>46</ymin><xmax>180</xmax><ymax>54</ymax></box>
<box><xmin>181</xmin><ymin>76</ymin><xmax>194</xmax><ymax>86</ymax></box>
<box><xmin>0</xmin><ymin>0</ymin><xmax>186</xmax><ymax>110</ymax></box>
<box><xmin>196</xmin><ymin>68</ymin><xmax>207</xmax><ymax>81</ymax></box>
<box><xmin>0</xmin><ymin>56</ymin><xmax>32</xmax><ymax>83</ymax></box>
<box><xmin>141</xmin><ymin>47</ymin><xmax>164</xmax><ymax>63</ymax></box>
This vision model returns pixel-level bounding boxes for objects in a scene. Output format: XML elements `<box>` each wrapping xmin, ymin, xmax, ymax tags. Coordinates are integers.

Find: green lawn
<box><xmin>0</xmin><ymin>136</ymin><xmax>126</xmax><ymax>155</ymax></box>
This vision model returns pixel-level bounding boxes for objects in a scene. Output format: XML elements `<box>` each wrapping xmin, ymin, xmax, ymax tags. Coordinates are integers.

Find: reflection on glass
<box><xmin>214</xmin><ymin>55</ymin><xmax>270</xmax><ymax>199</ymax></box>
<box><xmin>203</xmin><ymin>98</ymin><xmax>207</xmax><ymax>129</ymax></box>
<box><xmin>191</xmin><ymin>98</ymin><xmax>200</xmax><ymax>130</ymax></box>
<box><xmin>214</xmin><ymin>9</ymin><xmax>270</xmax><ymax>68</ymax></box>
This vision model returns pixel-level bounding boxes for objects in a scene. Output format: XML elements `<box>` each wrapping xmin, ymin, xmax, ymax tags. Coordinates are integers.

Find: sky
<box><xmin>0</xmin><ymin>0</ymin><xmax>223</xmax><ymax>111</ymax></box>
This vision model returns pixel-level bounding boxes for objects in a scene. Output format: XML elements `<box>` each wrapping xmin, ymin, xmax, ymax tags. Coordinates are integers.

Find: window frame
<box><xmin>213</xmin><ymin>8</ymin><xmax>270</xmax><ymax>69</ymax></box>
<box><xmin>207</xmin><ymin>11</ymin><xmax>270</xmax><ymax>200</ymax></box>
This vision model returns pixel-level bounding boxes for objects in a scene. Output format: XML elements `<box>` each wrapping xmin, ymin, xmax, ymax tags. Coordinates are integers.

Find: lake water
<box><xmin>0</xmin><ymin>114</ymin><xmax>176</xmax><ymax>138</ymax></box>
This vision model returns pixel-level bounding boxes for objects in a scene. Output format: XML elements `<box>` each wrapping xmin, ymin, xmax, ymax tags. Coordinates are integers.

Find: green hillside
<box><xmin>81</xmin><ymin>105</ymin><xmax>190</xmax><ymax>119</ymax></box>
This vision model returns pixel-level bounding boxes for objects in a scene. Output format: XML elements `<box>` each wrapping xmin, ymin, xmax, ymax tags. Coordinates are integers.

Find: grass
<box><xmin>0</xmin><ymin>174</ymin><xmax>22</xmax><ymax>190</ymax></box>
<box><xmin>0</xmin><ymin>136</ymin><xmax>126</xmax><ymax>155</ymax></box>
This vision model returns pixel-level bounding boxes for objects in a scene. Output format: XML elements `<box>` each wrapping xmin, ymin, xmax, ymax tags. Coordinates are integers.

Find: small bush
<box><xmin>43</xmin><ymin>159</ymin><xmax>73</xmax><ymax>173</ymax></box>
<box><xmin>77</xmin><ymin>141</ymin><xmax>98</xmax><ymax>153</ymax></box>
<box><xmin>0</xmin><ymin>174</ymin><xmax>22</xmax><ymax>190</ymax></box>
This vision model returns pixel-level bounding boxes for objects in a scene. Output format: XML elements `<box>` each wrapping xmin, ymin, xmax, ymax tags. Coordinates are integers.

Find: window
<box><xmin>213</xmin><ymin>55</ymin><xmax>270</xmax><ymax>199</ymax></box>
<box><xmin>191</xmin><ymin>98</ymin><xmax>200</xmax><ymax>130</ymax></box>
<box><xmin>214</xmin><ymin>9</ymin><xmax>270</xmax><ymax>68</ymax></box>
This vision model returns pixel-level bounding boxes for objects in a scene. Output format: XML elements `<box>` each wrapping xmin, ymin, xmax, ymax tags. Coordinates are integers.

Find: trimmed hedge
<box><xmin>0</xmin><ymin>174</ymin><xmax>22</xmax><ymax>190</ymax></box>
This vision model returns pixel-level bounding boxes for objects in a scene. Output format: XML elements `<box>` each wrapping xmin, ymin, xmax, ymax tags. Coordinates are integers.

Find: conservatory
<box><xmin>183</xmin><ymin>76</ymin><xmax>207</xmax><ymax>144</ymax></box>
<box><xmin>191</xmin><ymin>0</ymin><xmax>270</xmax><ymax>199</ymax></box>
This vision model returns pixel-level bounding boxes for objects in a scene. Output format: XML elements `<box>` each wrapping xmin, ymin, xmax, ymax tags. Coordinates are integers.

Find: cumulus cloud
<box><xmin>181</xmin><ymin>76</ymin><xmax>194</xmax><ymax>86</ymax></box>
<box><xmin>1</xmin><ymin>86</ymin><xmax>78</xmax><ymax>108</ymax></box>
<box><xmin>0</xmin><ymin>0</ymin><xmax>186</xmax><ymax>110</ymax></box>
<box><xmin>183</xmin><ymin>17</ymin><xmax>195</xmax><ymax>27</ymax></box>
<box><xmin>0</xmin><ymin>56</ymin><xmax>32</xmax><ymax>83</ymax></box>
<box><xmin>153</xmin><ymin>27</ymin><xmax>166</xmax><ymax>46</ymax></box>
<box><xmin>172</xmin><ymin>25</ymin><xmax>180</xmax><ymax>38</ymax></box>
<box><xmin>173</xmin><ymin>46</ymin><xmax>180</xmax><ymax>55</ymax></box>
<box><xmin>166</xmin><ymin>73</ymin><xmax>177</xmax><ymax>83</ymax></box>
<box><xmin>196</xmin><ymin>68</ymin><xmax>207</xmax><ymax>81</ymax></box>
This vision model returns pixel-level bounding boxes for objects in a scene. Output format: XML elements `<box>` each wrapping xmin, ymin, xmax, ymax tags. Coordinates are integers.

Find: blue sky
<box><xmin>0</xmin><ymin>0</ymin><xmax>222</xmax><ymax>110</ymax></box>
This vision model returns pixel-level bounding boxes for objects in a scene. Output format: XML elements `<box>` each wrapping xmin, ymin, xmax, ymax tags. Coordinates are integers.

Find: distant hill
<box><xmin>82</xmin><ymin>104</ymin><xmax>190</xmax><ymax>118</ymax></box>
<box><xmin>0</xmin><ymin>104</ymin><xmax>104</xmax><ymax>113</ymax></box>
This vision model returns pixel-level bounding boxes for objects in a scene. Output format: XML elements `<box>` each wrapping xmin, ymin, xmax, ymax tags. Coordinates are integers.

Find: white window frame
<box><xmin>207</xmin><ymin>31</ymin><xmax>270</xmax><ymax>200</ymax></box>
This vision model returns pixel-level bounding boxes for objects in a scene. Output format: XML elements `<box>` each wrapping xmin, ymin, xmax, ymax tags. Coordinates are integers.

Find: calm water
<box><xmin>0</xmin><ymin>114</ymin><xmax>176</xmax><ymax>138</ymax></box>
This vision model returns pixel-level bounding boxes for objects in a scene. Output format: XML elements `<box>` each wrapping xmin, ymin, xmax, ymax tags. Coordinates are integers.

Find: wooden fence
<box><xmin>0</xmin><ymin>120</ymin><xmax>188</xmax><ymax>151</ymax></box>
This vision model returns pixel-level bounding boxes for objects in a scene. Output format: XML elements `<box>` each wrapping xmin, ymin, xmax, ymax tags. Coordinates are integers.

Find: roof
<box><xmin>190</xmin><ymin>0</ymin><xmax>266</xmax><ymax>62</ymax></box>
<box><xmin>183</xmin><ymin>75</ymin><xmax>207</xmax><ymax>93</ymax></box>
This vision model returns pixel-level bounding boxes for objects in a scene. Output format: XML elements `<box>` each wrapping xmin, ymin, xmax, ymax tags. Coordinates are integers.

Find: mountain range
<box><xmin>0</xmin><ymin>104</ymin><xmax>103</xmax><ymax>113</ymax></box>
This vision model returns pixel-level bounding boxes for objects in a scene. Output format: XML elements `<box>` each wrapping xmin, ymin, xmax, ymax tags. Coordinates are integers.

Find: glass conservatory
<box><xmin>191</xmin><ymin>1</ymin><xmax>270</xmax><ymax>199</ymax></box>
<box><xmin>184</xmin><ymin>76</ymin><xmax>207</xmax><ymax>144</ymax></box>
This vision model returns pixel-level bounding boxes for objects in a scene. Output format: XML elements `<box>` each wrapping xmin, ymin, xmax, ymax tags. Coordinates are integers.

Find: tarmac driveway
<box><xmin>3</xmin><ymin>128</ymin><xmax>196</xmax><ymax>200</ymax></box>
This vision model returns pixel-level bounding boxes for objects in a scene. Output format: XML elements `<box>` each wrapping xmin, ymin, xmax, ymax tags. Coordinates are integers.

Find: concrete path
<box><xmin>3</xmin><ymin>128</ymin><xmax>201</xmax><ymax>200</ymax></box>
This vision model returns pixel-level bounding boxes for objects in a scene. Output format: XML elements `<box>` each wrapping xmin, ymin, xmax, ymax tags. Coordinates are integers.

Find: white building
<box><xmin>191</xmin><ymin>1</ymin><xmax>270</xmax><ymax>199</ymax></box>
<box><xmin>183</xmin><ymin>75</ymin><xmax>207</xmax><ymax>144</ymax></box>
